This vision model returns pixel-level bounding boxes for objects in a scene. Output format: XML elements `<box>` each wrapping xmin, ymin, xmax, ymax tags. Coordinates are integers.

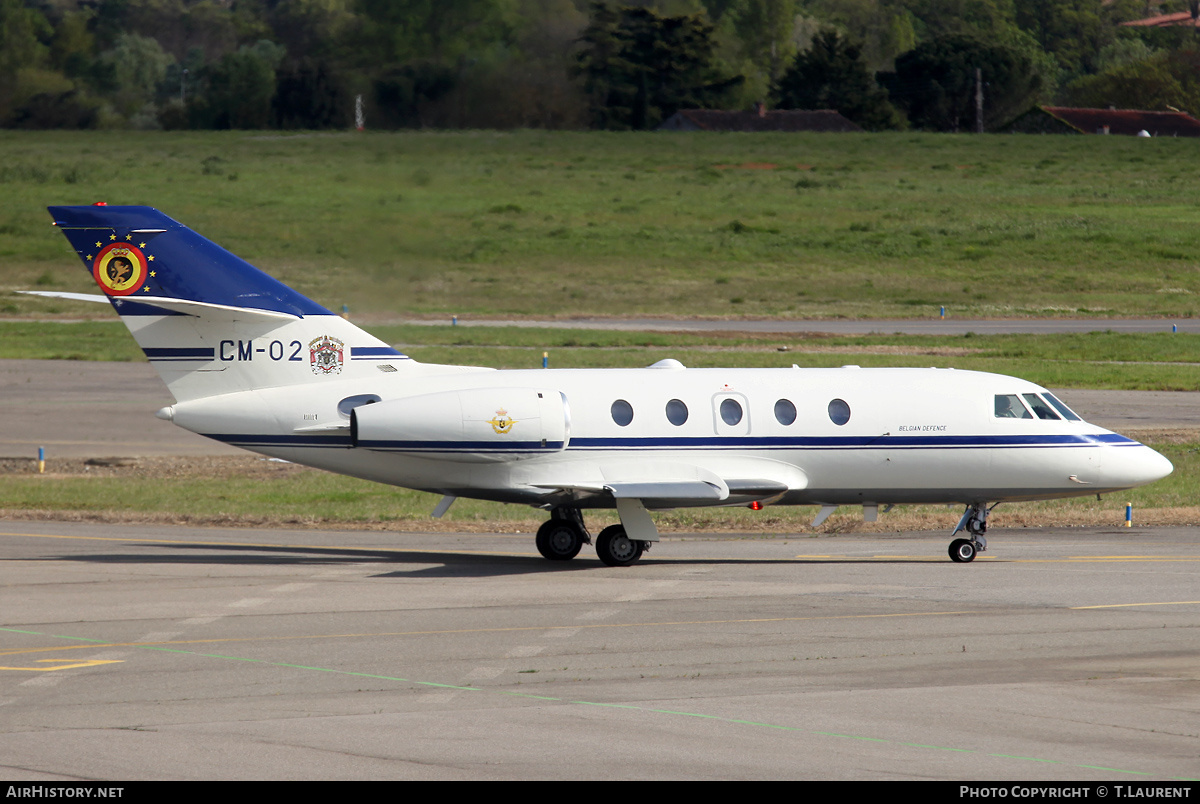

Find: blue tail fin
<box><xmin>46</xmin><ymin>205</ymin><xmax>416</xmax><ymax>402</ymax></box>
<box><xmin>49</xmin><ymin>205</ymin><xmax>332</xmax><ymax>316</ymax></box>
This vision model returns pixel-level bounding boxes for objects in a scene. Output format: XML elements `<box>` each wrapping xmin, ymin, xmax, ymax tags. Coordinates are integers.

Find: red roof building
<box><xmin>1004</xmin><ymin>106</ymin><xmax>1200</xmax><ymax>137</ymax></box>
<box><xmin>1120</xmin><ymin>11</ymin><xmax>1200</xmax><ymax>28</ymax></box>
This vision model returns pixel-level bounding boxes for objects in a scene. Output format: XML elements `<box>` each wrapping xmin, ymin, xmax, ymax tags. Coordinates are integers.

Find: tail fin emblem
<box><xmin>309</xmin><ymin>335</ymin><xmax>344</xmax><ymax>375</ymax></box>
<box><xmin>92</xmin><ymin>243</ymin><xmax>148</xmax><ymax>296</ymax></box>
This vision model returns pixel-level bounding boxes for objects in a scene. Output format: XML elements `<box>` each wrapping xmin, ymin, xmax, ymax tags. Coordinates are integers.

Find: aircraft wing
<box><xmin>526</xmin><ymin>457</ymin><xmax>806</xmax><ymax>507</ymax></box>
<box><xmin>538</xmin><ymin>480</ymin><xmax>729</xmax><ymax>501</ymax></box>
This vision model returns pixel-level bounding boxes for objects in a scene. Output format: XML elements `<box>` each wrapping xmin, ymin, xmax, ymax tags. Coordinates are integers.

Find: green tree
<box><xmin>729</xmin><ymin>0</ymin><xmax>798</xmax><ymax>88</ymax></box>
<box><xmin>96</xmin><ymin>33</ymin><xmax>174</xmax><ymax>119</ymax></box>
<box><xmin>575</xmin><ymin>2</ymin><xmax>744</xmax><ymax>130</ymax></box>
<box><xmin>0</xmin><ymin>0</ymin><xmax>51</xmax><ymax>117</ymax></box>
<box><xmin>1063</xmin><ymin>49</ymin><xmax>1200</xmax><ymax>115</ymax></box>
<box><xmin>356</xmin><ymin>0</ymin><xmax>515</xmax><ymax>65</ymax></box>
<box><xmin>94</xmin><ymin>0</ymin><xmax>239</xmax><ymax>64</ymax></box>
<box><xmin>354</xmin><ymin>0</ymin><xmax>517</xmax><ymax>128</ymax></box>
<box><xmin>433</xmin><ymin>0</ymin><xmax>590</xmax><ymax>129</ymax></box>
<box><xmin>0</xmin><ymin>0</ymin><xmax>102</xmax><ymax>128</ymax></box>
<box><xmin>268</xmin><ymin>0</ymin><xmax>356</xmax><ymax>60</ymax></box>
<box><xmin>49</xmin><ymin>7</ymin><xmax>96</xmax><ymax>80</ymax></box>
<box><xmin>273</xmin><ymin>58</ymin><xmax>347</xmax><ymax>128</ymax></box>
<box><xmin>774</xmin><ymin>28</ymin><xmax>902</xmax><ymax>128</ymax></box>
<box><xmin>1012</xmin><ymin>0</ymin><xmax>1116</xmax><ymax>76</ymax></box>
<box><xmin>574</xmin><ymin>1</ymin><xmax>626</xmax><ymax>128</ymax></box>
<box><xmin>192</xmin><ymin>40</ymin><xmax>286</xmax><ymax>129</ymax></box>
<box><xmin>879</xmin><ymin>34</ymin><xmax>1044</xmax><ymax>131</ymax></box>
<box><xmin>796</xmin><ymin>0</ymin><xmax>918</xmax><ymax>70</ymax></box>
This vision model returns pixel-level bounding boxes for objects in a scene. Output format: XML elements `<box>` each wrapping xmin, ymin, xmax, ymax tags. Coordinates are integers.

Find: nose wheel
<box><xmin>949</xmin><ymin>503</ymin><xmax>992</xmax><ymax>563</ymax></box>
<box><xmin>949</xmin><ymin>538</ymin><xmax>977</xmax><ymax>562</ymax></box>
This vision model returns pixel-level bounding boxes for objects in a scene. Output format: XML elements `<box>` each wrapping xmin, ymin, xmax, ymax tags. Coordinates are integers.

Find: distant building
<box><xmin>1119</xmin><ymin>11</ymin><xmax>1200</xmax><ymax>28</ymax></box>
<box><xmin>1003</xmin><ymin>106</ymin><xmax>1200</xmax><ymax>137</ymax></box>
<box><xmin>658</xmin><ymin>106</ymin><xmax>863</xmax><ymax>133</ymax></box>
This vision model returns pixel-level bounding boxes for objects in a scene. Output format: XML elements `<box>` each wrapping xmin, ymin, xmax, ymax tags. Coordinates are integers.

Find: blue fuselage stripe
<box><xmin>200</xmin><ymin>432</ymin><xmax>1139</xmax><ymax>452</ymax></box>
<box><xmin>350</xmin><ymin>346</ymin><xmax>407</xmax><ymax>359</ymax></box>
<box><xmin>144</xmin><ymin>347</ymin><xmax>216</xmax><ymax>360</ymax></box>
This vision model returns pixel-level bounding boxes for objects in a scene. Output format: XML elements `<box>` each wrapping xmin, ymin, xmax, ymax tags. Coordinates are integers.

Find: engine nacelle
<box><xmin>351</xmin><ymin>387</ymin><xmax>570</xmax><ymax>462</ymax></box>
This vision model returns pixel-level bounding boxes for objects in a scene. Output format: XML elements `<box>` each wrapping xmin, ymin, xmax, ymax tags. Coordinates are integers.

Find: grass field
<box><xmin>4</xmin><ymin>320</ymin><xmax>1199</xmax><ymax>390</ymax></box>
<box><xmin>4</xmin><ymin>130</ymin><xmax>1200</xmax><ymax>320</ymax></box>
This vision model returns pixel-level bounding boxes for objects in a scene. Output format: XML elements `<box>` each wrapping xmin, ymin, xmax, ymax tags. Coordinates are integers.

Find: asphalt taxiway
<box><xmin>1</xmin><ymin>521</ymin><xmax>1198</xmax><ymax>780</ymax></box>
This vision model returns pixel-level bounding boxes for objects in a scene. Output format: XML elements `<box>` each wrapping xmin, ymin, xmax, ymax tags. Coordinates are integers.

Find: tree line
<box><xmin>3</xmin><ymin>0</ymin><xmax>1199</xmax><ymax>132</ymax></box>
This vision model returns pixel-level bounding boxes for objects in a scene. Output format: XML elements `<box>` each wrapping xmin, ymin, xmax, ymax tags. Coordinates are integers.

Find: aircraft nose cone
<box><xmin>1110</xmin><ymin>444</ymin><xmax>1173</xmax><ymax>489</ymax></box>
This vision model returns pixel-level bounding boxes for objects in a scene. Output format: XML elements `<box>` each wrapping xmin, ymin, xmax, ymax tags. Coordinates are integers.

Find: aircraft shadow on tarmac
<box><xmin>32</xmin><ymin>541</ymin><xmax>957</xmax><ymax>578</ymax></box>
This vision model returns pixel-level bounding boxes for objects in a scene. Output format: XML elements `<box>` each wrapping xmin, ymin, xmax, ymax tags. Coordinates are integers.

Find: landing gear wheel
<box><xmin>949</xmin><ymin>538</ymin><xmax>976</xmax><ymax>563</ymax></box>
<box><xmin>596</xmin><ymin>524</ymin><xmax>644</xmax><ymax>567</ymax></box>
<box><xmin>536</xmin><ymin>519</ymin><xmax>583</xmax><ymax>561</ymax></box>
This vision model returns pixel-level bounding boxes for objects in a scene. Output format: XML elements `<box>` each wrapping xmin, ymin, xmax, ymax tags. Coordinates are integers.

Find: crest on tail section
<box><xmin>45</xmin><ymin>205</ymin><xmax>417</xmax><ymax>402</ymax></box>
<box><xmin>92</xmin><ymin>242</ymin><xmax>149</xmax><ymax>295</ymax></box>
<box><xmin>49</xmin><ymin>205</ymin><xmax>332</xmax><ymax>317</ymax></box>
<box><xmin>309</xmin><ymin>335</ymin><xmax>345</xmax><ymax>375</ymax></box>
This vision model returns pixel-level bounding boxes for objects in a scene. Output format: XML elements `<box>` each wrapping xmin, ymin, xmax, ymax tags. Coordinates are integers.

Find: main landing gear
<box><xmin>535</xmin><ymin>507</ymin><xmax>588</xmax><ymax>561</ymax></box>
<box><xmin>596</xmin><ymin>524</ymin><xmax>644</xmax><ymax>567</ymax></box>
<box><xmin>535</xmin><ymin>507</ymin><xmax>650</xmax><ymax>567</ymax></box>
<box><xmin>948</xmin><ymin>503</ymin><xmax>993</xmax><ymax>563</ymax></box>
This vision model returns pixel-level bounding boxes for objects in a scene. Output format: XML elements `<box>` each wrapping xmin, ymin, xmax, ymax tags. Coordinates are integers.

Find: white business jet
<box><xmin>31</xmin><ymin>205</ymin><xmax>1173</xmax><ymax>566</ymax></box>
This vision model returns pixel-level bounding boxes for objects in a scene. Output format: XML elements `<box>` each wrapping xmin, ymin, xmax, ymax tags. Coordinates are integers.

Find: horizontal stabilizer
<box><xmin>20</xmin><ymin>291</ymin><xmax>298</xmax><ymax>323</ymax></box>
<box><xmin>19</xmin><ymin>291</ymin><xmax>110</xmax><ymax>304</ymax></box>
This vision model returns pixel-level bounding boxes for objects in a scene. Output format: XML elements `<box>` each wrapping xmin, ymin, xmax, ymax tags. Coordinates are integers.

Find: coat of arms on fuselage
<box><xmin>309</xmin><ymin>335</ymin><xmax>344</xmax><ymax>375</ymax></box>
<box><xmin>488</xmin><ymin>407</ymin><xmax>515</xmax><ymax>434</ymax></box>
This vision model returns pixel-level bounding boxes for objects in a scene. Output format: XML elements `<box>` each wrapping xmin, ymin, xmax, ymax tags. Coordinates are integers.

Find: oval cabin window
<box><xmin>665</xmin><ymin>399</ymin><xmax>688</xmax><ymax>426</ymax></box>
<box><xmin>828</xmin><ymin>398</ymin><xmax>850</xmax><ymax>426</ymax></box>
<box><xmin>611</xmin><ymin>399</ymin><xmax>634</xmax><ymax>427</ymax></box>
<box><xmin>720</xmin><ymin>398</ymin><xmax>743</xmax><ymax>426</ymax></box>
<box><xmin>774</xmin><ymin>399</ymin><xmax>796</xmax><ymax>425</ymax></box>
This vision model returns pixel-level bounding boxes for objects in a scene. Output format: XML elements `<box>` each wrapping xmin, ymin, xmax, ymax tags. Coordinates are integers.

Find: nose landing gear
<box><xmin>949</xmin><ymin>503</ymin><xmax>993</xmax><ymax>563</ymax></box>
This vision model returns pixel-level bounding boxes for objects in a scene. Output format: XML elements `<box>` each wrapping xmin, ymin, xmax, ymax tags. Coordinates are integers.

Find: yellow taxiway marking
<box><xmin>1070</xmin><ymin>601</ymin><xmax>1200</xmax><ymax>610</ymax></box>
<box><xmin>0</xmin><ymin>659</ymin><xmax>123</xmax><ymax>672</ymax></box>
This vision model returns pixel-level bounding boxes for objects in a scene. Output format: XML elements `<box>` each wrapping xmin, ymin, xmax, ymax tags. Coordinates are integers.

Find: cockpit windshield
<box><xmin>995</xmin><ymin>392</ymin><xmax>1082</xmax><ymax>421</ymax></box>
<box><xmin>994</xmin><ymin>394</ymin><xmax>1032</xmax><ymax>418</ymax></box>
<box><xmin>1022</xmin><ymin>393</ymin><xmax>1060</xmax><ymax>420</ymax></box>
<box><xmin>1042</xmin><ymin>392</ymin><xmax>1082</xmax><ymax>421</ymax></box>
